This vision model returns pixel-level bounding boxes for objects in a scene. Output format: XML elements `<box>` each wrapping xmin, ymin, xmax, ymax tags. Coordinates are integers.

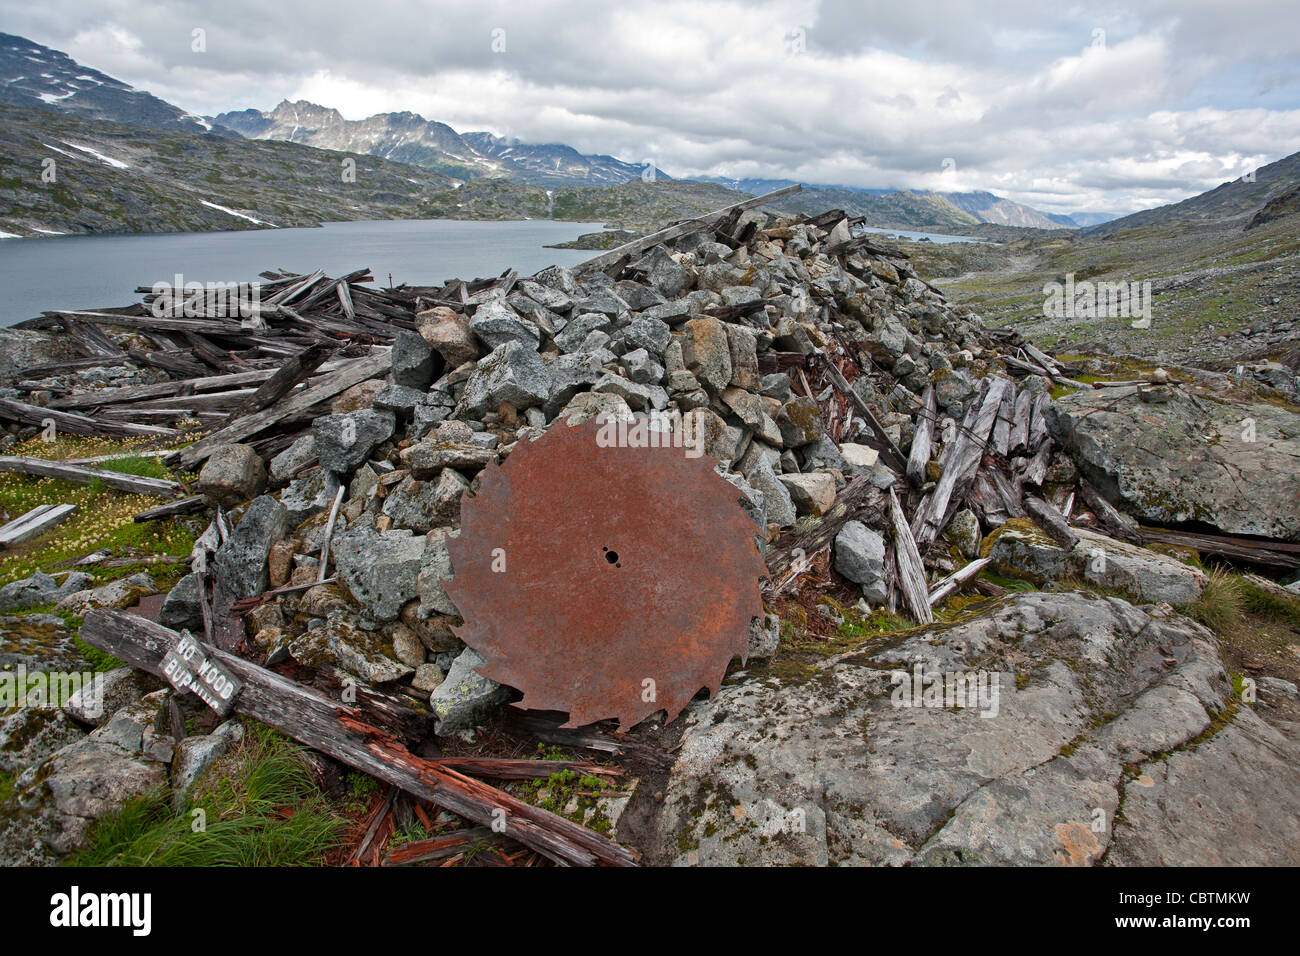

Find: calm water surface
<box><xmin>0</xmin><ymin>218</ymin><xmax>607</xmax><ymax>327</ymax></box>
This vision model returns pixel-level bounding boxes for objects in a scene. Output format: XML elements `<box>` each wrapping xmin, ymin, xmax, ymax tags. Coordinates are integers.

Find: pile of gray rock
<box><xmin>175</xmin><ymin>213</ymin><xmax>1012</xmax><ymax>732</ymax></box>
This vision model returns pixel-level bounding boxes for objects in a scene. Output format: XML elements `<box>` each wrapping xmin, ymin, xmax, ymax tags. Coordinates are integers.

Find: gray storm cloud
<box><xmin>2</xmin><ymin>0</ymin><xmax>1297</xmax><ymax>216</ymax></box>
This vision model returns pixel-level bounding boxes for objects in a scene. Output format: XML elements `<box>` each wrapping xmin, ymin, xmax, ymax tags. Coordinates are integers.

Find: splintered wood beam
<box><xmin>222</xmin><ymin>341</ymin><xmax>337</xmax><ymax>424</ymax></box>
<box><xmin>78</xmin><ymin>611</ymin><xmax>639</xmax><ymax>867</ymax></box>
<box><xmin>134</xmin><ymin>495</ymin><xmax>205</xmax><ymax>522</ymax></box>
<box><xmin>0</xmin><ymin>455</ymin><xmax>183</xmax><ymax>497</ymax></box>
<box><xmin>764</xmin><ymin>477</ymin><xmax>887</xmax><ymax>594</ymax></box>
<box><xmin>906</xmin><ymin>385</ymin><xmax>936</xmax><ymax>488</ymax></box>
<box><xmin>572</xmin><ymin>184</ymin><xmax>802</xmax><ymax>276</ymax></box>
<box><xmin>889</xmin><ymin>486</ymin><xmax>933</xmax><ymax>624</ymax></box>
<box><xmin>1076</xmin><ymin>480</ymin><xmax>1141</xmax><ymax>544</ymax></box>
<box><xmin>1024</xmin><ymin>494</ymin><xmax>1079</xmax><ymax>551</ymax></box>
<box><xmin>928</xmin><ymin>556</ymin><xmax>992</xmax><ymax>607</ymax></box>
<box><xmin>1136</xmin><ymin>528</ymin><xmax>1300</xmax><ymax>570</ymax></box>
<box><xmin>914</xmin><ymin>378</ymin><xmax>1010</xmax><ymax>552</ymax></box>
<box><xmin>817</xmin><ymin>354</ymin><xmax>908</xmax><ymax>475</ymax></box>
<box><xmin>175</xmin><ymin>350</ymin><xmax>390</xmax><ymax>469</ymax></box>
<box><xmin>0</xmin><ymin>397</ymin><xmax>178</xmax><ymax>440</ymax></box>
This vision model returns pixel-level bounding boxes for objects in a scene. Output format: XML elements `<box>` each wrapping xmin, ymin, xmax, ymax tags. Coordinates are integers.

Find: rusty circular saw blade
<box><xmin>444</xmin><ymin>415</ymin><xmax>766</xmax><ymax>732</ymax></box>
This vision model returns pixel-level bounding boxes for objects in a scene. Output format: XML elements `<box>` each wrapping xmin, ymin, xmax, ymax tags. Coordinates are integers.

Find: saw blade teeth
<box><xmin>447</xmin><ymin>416</ymin><xmax>764</xmax><ymax>731</ymax></box>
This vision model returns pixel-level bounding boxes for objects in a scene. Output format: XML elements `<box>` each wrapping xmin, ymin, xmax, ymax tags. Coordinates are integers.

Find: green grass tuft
<box><xmin>1184</xmin><ymin>568</ymin><xmax>1245</xmax><ymax>633</ymax></box>
<box><xmin>66</xmin><ymin>722</ymin><xmax>342</xmax><ymax>867</ymax></box>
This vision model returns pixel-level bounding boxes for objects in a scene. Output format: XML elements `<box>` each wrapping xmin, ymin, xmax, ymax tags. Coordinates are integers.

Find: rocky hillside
<box><xmin>415</xmin><ymin>178</ymin><xmax>747</xmax><ymax>232</ymax></box>
<box><xmin>700</xmin><ymin>177</ymin><xmax>1076</xmax><ymax>229</ymax></box>
<box><xmin>1</xmin><ymin>203</ymin><xmax>1297</xmax><ymax>867</ymax></box>
<box><xmin>0</xmin><ymin>104</ymin><xmax>456</xmax><ymax>237</ymax></box>
<box><xmin>922</xmin><ymin>151</ymin><xmax>1300</xmax><ymax>371</ymax></box>
<box><xmin>1086</xmin><ymin>149</ymin><xmax>1300</xmax><ymax>235</ymax></box>
<box><xmin>0</xmin><ymin>33</ymin><xmax>223</xmax><ymax>136</ymax></box>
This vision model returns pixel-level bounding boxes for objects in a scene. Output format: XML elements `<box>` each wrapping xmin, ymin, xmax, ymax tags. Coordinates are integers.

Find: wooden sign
<box><xmin>161</xmin><ymin>630</ymin><xmax>242</xmax><ymax>715</ymax></box>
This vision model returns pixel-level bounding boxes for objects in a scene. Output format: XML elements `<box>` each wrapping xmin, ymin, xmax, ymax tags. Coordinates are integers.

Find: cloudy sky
<box><xmin>4</xmin><ymin>0</ymin><xmax>1299</xmax><ymax>217</ymax></box>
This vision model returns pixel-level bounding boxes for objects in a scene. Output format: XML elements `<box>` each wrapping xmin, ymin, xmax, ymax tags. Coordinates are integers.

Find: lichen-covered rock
<box><xmin>778</xmin><ymin>472</ymin><xmax>836</xmax><ymax>516</ymax></box>
<box><xmin>417</xmin><ymin>529</ymin><xmax>459</xmax><ymax>616</ymax></box>
<box><xmin>429</xmin><ymin>647</ymin><xmax>509</xmax><ymax>735</ymax></box>
<box><xmin>983</xmin><ymin>519</ymin><xmax>1207</xmax><ymax>605</ymax></box>
<box><xmin>457</xmin><ymin>341</ymin><xmax>552</xmax><ymax>419</ymax></box>
<box><xmin>0</xmin><ymin>691</ymin><xmax>170</xmax><ymax>864</ymax></box>
<box><xmin>418</xmin><ymin>305</ymin><xmax>479</xmax><ymax>368</ymax></box>
<box><xmin>946</xmin><ymin>509</ymin><xmax>982</xmax><ymax>559</ymax></box>
<box><xmin>776</xmin><ymin>396</ymin><xmax>825</xmax><ymax>448</ymax></box>
<box><xmin>0</xmin><ymin>571</ymin><xmax>92</xmax><ymax>612</ymax></box>
<box><xmin>268</xmin><ymin>434</ymin><xmax>316</xmax><ymax>485</ymax></box>
<box><xmin>834</xmin><ymin>520</ymin><xmax>887</xmax><ymax>604</ymax></box>
<box><xmin>680</xmin><ymin>317</ymin><xmax>732</xmax><ymax>394</ymax></box>
<box><xmin>643</xmin><ymin>593</ymin><xmax>1299</xmax><ymax>866</ymax></box>
<box><xmin>63</xmin><ymin>666</ymin><xmax>160</xmax><ymax>728</ymax></box>
<box><xmin>213</xmin><ymin>495</ymin><xmax>288</xmax><ymax>602</ymax></box>
<box><xmin>331</xmin><ymin>526</ymin><xmax>425</xmax><ymax>622</ymax></box>
<box><xmin>170</xmin><ymin>720</ymin><xmax>244</xmax><ymax>810</ymax></box>
<box><xmin>312</xmin><ymin>409</ymin><xmax>396</xmax><ymax>475</ymax></box>
<box><xmin>468</xmin><ymin>300</ymin><xmax>540</xmax><ymax>351</ymax></box>
<box><xmin>1050</xmin><ymin>387</ymin><xmax>1300</xmax><ymax>541</ymax></box>
<box><xmin>196</xmin><ymin>443</ymin><xmax>266</xmax><ymax>507</ymax></box>
<box><xmin>288</xmin><ymin>616</ymin><xmax>414</xmax><ymax>684</ymax></box>
<box><xmin>391</xmin><ymin>329</ymin><xmax>438</xmax><ymax>389</ymax></box>
<box><xmin>156</xmin><ymin>574</ymin><xmax>201</xmax><ymax>633</ymax></box>
<box><xmin>0</xmin><ymin>705</ymin><xmax>85</xmax><ymax>774</ymax></box>
<box><xmin>55</xmin><ymin>572</ymin><xmax>157</xmax><ymax>615</ymax></box>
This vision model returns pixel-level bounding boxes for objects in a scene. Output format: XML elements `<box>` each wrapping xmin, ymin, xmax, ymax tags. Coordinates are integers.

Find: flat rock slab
<box><xmin>1049</xmin><ymin>386</ymin><xmax>1300</xmax><ymax>541</ymax></box>
<box><xmin>640</xmin><ymin>592</ymin><xmax>1300</xmax><ymax>866</ymax></box>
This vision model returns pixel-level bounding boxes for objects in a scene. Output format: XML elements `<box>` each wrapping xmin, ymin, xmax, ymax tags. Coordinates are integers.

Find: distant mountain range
<box><xmin>214</xmin><ymin>100</ymin><xmax>662</xmax><ymax>187</ymax></box>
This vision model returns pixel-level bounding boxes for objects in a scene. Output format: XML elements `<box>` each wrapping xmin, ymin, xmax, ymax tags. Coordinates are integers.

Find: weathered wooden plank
<box><xmin>78</xmin><ymin>611</ymin><xmax>639</xmax><ymax>867</ymax></box>
<box><xmin>906</xmin><ymin>385</ymin><xmax>936</xmax><ymax>488</ymax></box>
<box><xmin>1137</xmin><ymin>528</ymin><xmax>1300</xmax><ymax>569</ymax></box>
<box><xmin>572</xmin><ymin>185</ymin><xmax>802</xmax><ymax>277</ymax></box>
<box><xmin>175</xmin><ymin>350</ymin><xmax>390</xmax><ymax>469</ymax></box>
<box><xmin>889</xmin><ymin>487</ymin><xmax>933</xmax><ymax>624</ymax></box>
<box><xmin>1024</xmin><ymin>494</ymin><xmax>1079</xmax><ymax>551</ymax></box>
<box><xmin>1077</xmin><ymin>480</ymin><xmax>1141</xmax><ymax>544</ymax></box>
<box><xmin>1009</xmin><ymin>388</ymin><xmax>1032</xmax><ymax>454</ymax></box>
<box><xmin>818</xmin><ymin>354</ymin><xmax>908</xmax><ymax>476</ymax></box>
<box><xmin>223</xmin><ymin>341</ymin><xmax>337</xmax><ymax>424</ymax></box>
<box><xmin>133</xmin><ymin>495</ymin><xmax>206</xmax><ymax>522</ymax></box>
<box><xmin>1018</xmin><ymin>438</ymin><xmax>1055</xmax><ymax>488</ymax></box>
<box><xmin>992</xmin><ymin>382</ymin><xmax>1016</xmax><ymax>457</ymax></box>
<box><xmin>1027</xmin><ymin>392</ymin><xmax>1051</xmax><ymax>453</ymax></box>
<box><xmin>928</xmin><ymin>556</ymin><xmax>992</xmax><ymax>606</ymax></box>
<box><xmin>0</xmin><ymin>503</ymin><xmax>77</xmax><ymax>547</ymax></box>
<box><xmin>0</xmin><ymin>455</ymin><xmax>182</xmax><ymax>497</ymax></box>
<box><xmin>985</xmin><ymin>465</ymin><xmax>1027</xmax><ymax>519</ymax></box>
<box><xmin>0</xmin><ymin>398</ymin><xmax>178</xmax><ymax>440</ymax></box>
<box><xmin>914</xmin><ymin>378</ymin><xmax>1010</xmax><ymax>552</ymax></box>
